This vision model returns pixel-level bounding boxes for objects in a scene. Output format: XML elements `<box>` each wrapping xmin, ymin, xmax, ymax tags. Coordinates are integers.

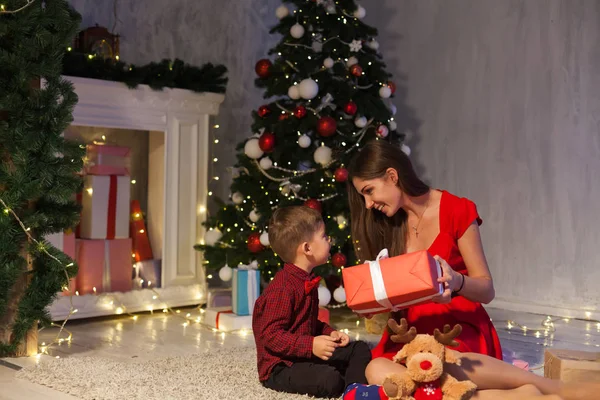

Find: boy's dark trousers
<box><xmin>262</xmin><ymin>341</ymin><xmax>372</xmax><ymax>398</ymax></box>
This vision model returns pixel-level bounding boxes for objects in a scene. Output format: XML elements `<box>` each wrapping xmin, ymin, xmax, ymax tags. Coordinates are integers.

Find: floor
<box><xmin>1</xmin><ymin>305</ymin><xmax>598</xmax><ymax>400</ymax></box>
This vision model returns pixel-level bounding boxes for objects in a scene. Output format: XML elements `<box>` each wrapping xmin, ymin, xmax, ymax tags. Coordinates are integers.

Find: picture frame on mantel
<box><xmin>48</xmin><ymin>75</ymin><xmax>224</xmax><ymax>320</ymax></box>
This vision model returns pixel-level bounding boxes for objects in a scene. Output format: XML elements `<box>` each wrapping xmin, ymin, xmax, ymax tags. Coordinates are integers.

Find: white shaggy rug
<box><xmin>16</xmin><ymin>347</ymin><xmax>338</xmax><ymax>399</ymax></box>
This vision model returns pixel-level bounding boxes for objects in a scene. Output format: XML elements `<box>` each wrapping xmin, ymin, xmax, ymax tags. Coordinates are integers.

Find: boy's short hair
<box><xmin>268</xmin><ymin>206</ymin><xmax>324</xmax><ymax>263</ymax></box>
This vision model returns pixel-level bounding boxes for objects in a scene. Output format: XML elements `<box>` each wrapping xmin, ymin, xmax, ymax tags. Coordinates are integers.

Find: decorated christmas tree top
<box><xmin>196</xmin><ymin>0</ymin><xmax>411</xmax><ymax>291</ymax></box>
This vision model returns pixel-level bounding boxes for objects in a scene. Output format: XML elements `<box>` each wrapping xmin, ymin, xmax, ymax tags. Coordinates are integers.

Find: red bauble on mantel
<box><xmin>304</xmin><ymin>199</ymin><xmax>322</xmax><ymax>213</ymax></box>
<box><xmin>294</xmin><ymin>105</ymin><xmax>307</xmax><ymax>119</ymax></box>
<box><xmin>316</xmin><ymin>116</ymin><xmax>337</xmax><ymax>137</ymax></box>
<box><xmin>247</xmin><ymin>232</ymin><xmax>266</xmax><ymax>253</ymax></box>
<box><xmin>334</xmin><ymin>167</ymin><xmax>348</xmax><ymax>182</ymax></box>
<box><xmin>255</xmin><ymin>59</ymin><xmax>272</xmax><ymax>79</ymax></box>
<box><xmin>257</xmin><ymin>105</ymin><xmax>271</xmax><ymax>118</ymax></box>
<box><xmin>344</xmin><ymin>101</ymin><xmax>358</xmax><ymax>116</ymax></box>
<box><xmin>349</xmin><ymin>64</ymin><xmax>363</xmax><ymax>77</ymax></box>
<box><xmin>332</xmin><ymin>253</ymin><xmax>347</xmax><ymax>268</ymax></box>
<box><xmin>258</xmin><ymin>132</ymin><xmax>276</xmax><ymax>152</ymax></box>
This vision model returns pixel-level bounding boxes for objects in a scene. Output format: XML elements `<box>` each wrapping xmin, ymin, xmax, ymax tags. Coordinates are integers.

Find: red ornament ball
<box><xmin>350</xmin><ymin>64</ymin><xmax>363</xmax><ymax>77</ymax></box>
<box><xmin>332</xmin><ymin>253</ymin><xmax>347</xmax><ymax>268</ymax></box>
<box><xmin>334</xmin><ymin>167</ymin><xmax>349</xmax><ymax>182</ymax></box>
<box><xmin>278</xmin><ymin>113</ymin><xmax>289</xmax><ymax>121</ymax></box>
<box><xmin>294</xmin><ymin>105</ymin><xmax>307</xmax><ymax>119</ymax></box>
<box><xmin>247</xmin><ymin>232</ymin><xmax>266</xmax><ymax>253</ymax></box>
<box><xmin>255</xmin><ymin>59</ymin><xmax>272</xmax><ymax>79</ymax></box>
<box><xmin>387</xmin><ymin>81</ymin><xmax>397</xmax><ymax>94</ymax></box>
<box><xmin>344</xmin><ymin>101</ymin><xmax>358</xmax><ymax>116</ymax></box>
<box><xmin>258</xmin><ymin>105</ymin><xmax>271</xmax><ymax>118</ymax></box>
<box><xmin>304</xmin><ymin>199</ymin><xmax>322</xmax><ymax>213</ymax></box>
<box><xmin>316</xmin><ymin>116</ymin><xmax>337</xmax><ymax>137</ymax></box>
<box><xmin>258</xmin><ymin>132</ymin><xmax>276</xmax><ymax>152</ymax></box>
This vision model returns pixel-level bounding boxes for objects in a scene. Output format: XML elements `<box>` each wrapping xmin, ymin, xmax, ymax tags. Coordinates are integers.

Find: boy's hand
<box><xmin>312</xmin><ymin>335</ymin><xmax>339</xmax><ymax>360</ymax></box>
<box><xmin>330</xmin><ymin>330</ymin><xmax>350</xmax><ymax>347</ymax></box>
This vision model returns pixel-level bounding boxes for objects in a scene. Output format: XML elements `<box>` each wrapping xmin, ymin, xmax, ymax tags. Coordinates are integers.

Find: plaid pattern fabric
<box><xmin>252</xmin><ymin>263</ymin><xmax>335</xmax><ymax>381</ymax></box>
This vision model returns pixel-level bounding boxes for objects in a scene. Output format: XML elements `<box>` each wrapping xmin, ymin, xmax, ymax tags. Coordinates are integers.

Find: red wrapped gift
<box><xmin>85</xmin><ymin>143</ymin><xmax>131</xmax><ymax>176</ymax></box>
<box><xmin>80</xmin><ymin>175</ymin><xmax>130</xmax><ymax>239</ymax></box>
<box><xmin>342</xmin><ymin>249</ymin><xmax>443</xmax><ymax>315</ymax></box>
<box><xmin>76</xmin><ymin>238</ymin><xmax>133</xmax><ymax>295</ymax></box>
<box><xmin>130</xmin><ymin>200</ymin><xmax>153</xmax><ymax>262</ymax></box>
<box><xmin>318</xmin><ymin>307</ymin><xmax>330</xmax><ymax>324</ymax></box>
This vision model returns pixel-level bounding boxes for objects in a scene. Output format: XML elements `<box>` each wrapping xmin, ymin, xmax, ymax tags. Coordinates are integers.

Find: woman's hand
<box><xmin>431</xmin><ymin>255</ymin><xmax>460</xmax><ymax>304</ymax></box>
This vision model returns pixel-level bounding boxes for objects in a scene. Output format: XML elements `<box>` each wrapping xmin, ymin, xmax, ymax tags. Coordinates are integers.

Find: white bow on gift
<box><xmin>238</xmin><ymin>260</ymin><xmax>258</xmax><ymax>270</ymax></box>
<box><xmin>366</xmin><ymin>248</ymin><xmax>400</xmax><ymax>312</ymax></box>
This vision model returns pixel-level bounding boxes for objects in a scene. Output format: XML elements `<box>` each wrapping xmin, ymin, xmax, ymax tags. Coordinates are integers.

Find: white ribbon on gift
<box><xmin>367</xmin><ymin>248</ymin><xmax>399</xmax><ymax>312</ymax></box>
<box><xmin>102</xmin><ymin>240</ymin><xmax>112</xmax><ymax>292</ymax></box>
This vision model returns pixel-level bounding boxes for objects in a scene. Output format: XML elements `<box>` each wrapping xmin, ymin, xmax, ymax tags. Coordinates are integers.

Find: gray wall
<box><xmin>68</xmin><ymin>0</ymin><xmax>600</xmax><ymax>316</ymax></box>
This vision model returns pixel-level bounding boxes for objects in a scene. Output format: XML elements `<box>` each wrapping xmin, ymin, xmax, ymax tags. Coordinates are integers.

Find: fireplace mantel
<box><xmin>48</xmin><ymin>76</ymin><xmax>224</xmax><ymax>320</ymax></box>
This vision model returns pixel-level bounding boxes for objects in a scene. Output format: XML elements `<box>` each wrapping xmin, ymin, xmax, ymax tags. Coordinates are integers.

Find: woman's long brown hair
<box><xmin>347</xmin><ymin>140</ymin><xmax>430</xmax><ymax>262</ymax></box>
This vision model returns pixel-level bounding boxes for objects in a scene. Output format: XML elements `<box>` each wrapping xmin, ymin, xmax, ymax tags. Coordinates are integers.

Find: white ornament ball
<box><xmin>249</xmin><ymin>209</ymin><xmax>261</xmax><ymax>223</ymax></box>
<box><xmin>298</xmin><ymin>134</ymin><xmax>312</xmax><ymax>148</ymax></box>
<box><xmin>323</xmin><ymin>57</ymin><xmax>335</xmax><ymax>69</ymax></box>
<box><xmin>219</xmin><ymin>264</ymin><xmax>233</xmax><ymax>282</ymax></box>
<box><xmin>326</xmin><ymin>4</ymin><xmax>337</xmax><ymax>14</ymax></box>
<box><xmin>231</xmin><ymin>192</ymin><xmax>244</xmax><ymax>205</ymax></box>
<box><xmin>379</xmin><ymin>86</ymin><xmax>392</xmax><ymax>98</ymax></box>
<box><xmin>314</xmin><ymin>145</ymin><xmax>332</xmax><ymax>166</ymax></box>
<box><xmin>335</xmin><ymin>214</ymin><xmax>348</xmax><ymax>227</ymax></box>
<box><xmin>299</xmin><ymin>78</ymin><xmax>319</xmax><ymax>99</ymax></box>
<box><xmin>333</xmin><ymin>286</ymin><xmax>347</xmax><ymax>303</ymax></box>
<box><xmin>244</xmin><ymin>138</ymin><xmax>264</xmax><ymax>159</ymax></box>
<box><xmin>259</xmin><ymin>157</ymin><xmax>273</xmax><ymax>170</ymax></box>
<box><xmin>401</xmin><ymin>144</ymin><xmax>411</xmax><ymax>156</ymax></box>
<box><xmin>318</xmin><ymin>285</ymin><xmax>331</xmax><ymax>307</ymax></box>
<box><xmin>389</xmin><ymin>121</ymin><xmax>397</xmax><ymax>131</ymax></box>
<box><xmin>312</xmin><ymin>41</ymin><xmax>323</xmax><ymax>53</ymax></box>
<box><xmin>260</xmin><ymin>231</ymin><xmax>270</xmax><ymax>246</ymax></box>
<box><xmin>376</xmin><ymin>124</ymin><xmax>389</xmax><ymax>138</ymax></box>
<box><xmin>346</xmin><ymin>56</ymin><xmax>359</xmax><ymax>67</ymax></box>
<box><xmin>290</xmin><ymin>23</ymin><xmax>305</xmax><ymax>39</ymax></box>
<box><xmin>275</xmin><ymin>5</ymin><xmax>289</xmax><ymax>19</ymax></box>
<box><xmin>353</xmin><ymin>5</ymin><xmax>366</xmax><ymax>19</ymax></box>
<box><xmin>368</xmin><ymin>40</ymin><xmax>380</xmax><ymax>50</ymax></box>
<box><xmin>389</xmin><ymin>103</ymin><xmax>397</xmax><ymax>115</ymax></box>
<box><xmin>204</xmin><ymin>228</ymin><xmax>222</xmax><ymax>246</ymax></box>
<box><xmin>288</xmin><ymin>85</ymin><xmax>300</xmax><ymax>100</ymax></box>
<box><xmin>355</xmin><ymin>116</ymin><xmax>367</xmax><ymax>128</ymax></box>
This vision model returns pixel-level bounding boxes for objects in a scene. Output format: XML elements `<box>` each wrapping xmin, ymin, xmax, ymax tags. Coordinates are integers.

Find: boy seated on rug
<box><xmin>252</xmin><ymin>206</ymin><xmax>385</xmax><ymax>399</ymax></box>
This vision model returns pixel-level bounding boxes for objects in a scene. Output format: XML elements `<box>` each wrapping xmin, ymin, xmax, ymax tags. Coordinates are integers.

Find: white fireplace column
<box><xmin>48</xmin><ymin>76</ymin><xmax>224</xmax><ymax>320</ymax></box>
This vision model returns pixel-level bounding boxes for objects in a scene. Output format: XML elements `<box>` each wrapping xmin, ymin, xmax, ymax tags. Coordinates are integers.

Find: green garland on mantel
<box><xmin>62</xmin><ymin>51</ymin><xmax>228</xmax><ymax>94</ymax></box>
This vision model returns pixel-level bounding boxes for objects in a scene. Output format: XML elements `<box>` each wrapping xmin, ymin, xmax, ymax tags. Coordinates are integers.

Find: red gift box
<box><xmin>342</xmin><ymin>249</ymin><xmax>443</xmax><ymax>315</ymax></box>
<box><xmin>130</xmin><ymin>200</ymin><xmax>153</xmax><ymax>262</ymax></box>
<box><xmin>80</xmin><ymin>175</ymin><xmax>130</xmax><ymax>239</ymax></box>
<box><xmin>318</xmin><ymin>307</ymin><xmax>330</xmax><ymax>324</ymax></box>
<box><xmin>85</xmin><ymin>144</ymin><xmax>131</xmax><ymax>176</ymax></box>
<box><xmin>76</xmin><ymin>238</ymin><xmax>133</xmax><ymax>295</ymax></box>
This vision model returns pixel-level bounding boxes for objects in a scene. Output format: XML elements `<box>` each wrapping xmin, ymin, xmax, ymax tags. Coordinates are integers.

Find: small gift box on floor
<box><xmin>342</xmin><ymin>249</ymin><xmax>443</xmax><ymax>316</ymax></box>
<box><xmin>232</xmin><ymin>266</ymin><xmax>261</xmax><ymax>316</ymax></box>
<box><xmin>544</xmin><ymin>349</ymin><xmax>600</xmax><ymax>382</ymax></box>
<box><xmin>85</xmin><ymin>143</ymin><xmax>131</xmax><ymax>176</ymax></box>
<box><xmin>204</xmin><ymin>307</ymin><xmax>252</xmax><ymax>332</ymax></box>
<box><xmin>76</xmin><ymin>239</ymin><xmax>133</xmax><ymax>295</ymax></box>
<box><xmin>80</xmin><ymin>175</ymin><xmax>130</xmax><ymax>239</ymax></box>
<box><xmin>133</xmin><ymin>259</ymin><xmax>161</xmax><ymax>289</ymax></box>
<box><xmin>46</xmin><ymin>230</ymin><xmax>77</xmax><ymax>296</ymax></box>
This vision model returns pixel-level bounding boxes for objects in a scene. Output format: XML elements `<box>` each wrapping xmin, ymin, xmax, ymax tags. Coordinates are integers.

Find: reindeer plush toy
<box><xmin>381</xmin><ymin>319</ymin><xmax>477</xmax><ymax>400</ymax></box>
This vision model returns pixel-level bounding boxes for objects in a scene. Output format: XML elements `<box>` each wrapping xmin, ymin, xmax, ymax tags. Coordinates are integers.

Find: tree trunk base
<box><xmin>14</xmin><ymin>325</ymin><xmax>38</xmax><ymax>357</ymax></box>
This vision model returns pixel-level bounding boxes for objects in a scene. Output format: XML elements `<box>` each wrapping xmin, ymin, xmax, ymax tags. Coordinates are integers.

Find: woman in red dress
<box><xmin>346</xmin><ymin>140</ymin><xmax>598</xmax><ymax>400</ymax></box>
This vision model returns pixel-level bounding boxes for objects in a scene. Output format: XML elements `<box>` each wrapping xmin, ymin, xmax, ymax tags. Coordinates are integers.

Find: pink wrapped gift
<box><xmin>46</xmin><ymin>231</ymin><xmax>77</xmax><ymax>295</ymax></box>
<box><xmin>76</xmin><ymin>239</ymin><xmax>133</xmax><ymax>295</ymax></box>
<box><xmin>342</xmin><ymin>249</ymin><xmax>443</xmax><ymax>315</ymax></box>
<box><xmin>85</xmin><ymin>144</ymin><xmax>131</xmax><ymax>176</ymax></box>
<box><xmin>80</xmin><ymin>175</ymin><xmax>130</xmax><ymax>239</ymax></box>
<box><xmin>318</xmin><ymin>307</ymin><xmax>330</xmax><ymax>324</ymax></box>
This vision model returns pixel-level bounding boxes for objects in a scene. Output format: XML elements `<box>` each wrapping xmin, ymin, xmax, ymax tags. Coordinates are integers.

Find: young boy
<box><xmin>252</xmin><ymin>206</ymin><xmax>386</xmax><ymax>398</ymax></box>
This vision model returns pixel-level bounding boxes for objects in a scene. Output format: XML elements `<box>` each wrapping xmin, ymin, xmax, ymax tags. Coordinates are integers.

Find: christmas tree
<box><xmin>197</xmin><ymin>0</ymin><xmax>410</xmax><ymax>296</ymax></box>
<box><xmin>0</xmin><ymin>0</ymin><xmax>84</xmax><ymax>356</ymax></box>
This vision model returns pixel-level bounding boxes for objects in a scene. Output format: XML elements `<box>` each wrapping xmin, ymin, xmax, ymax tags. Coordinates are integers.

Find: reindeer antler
<box><xmin>433</xmin><ymin>324</ymin><xmax>462</xmax><ymax>347</ymax></box>
<box><xmin>388</xmin><ymin>318</ymin><xmax>417</xmax><ymax>344</ymax></box>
